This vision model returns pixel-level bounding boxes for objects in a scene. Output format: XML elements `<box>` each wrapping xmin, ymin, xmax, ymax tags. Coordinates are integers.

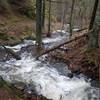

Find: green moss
<box><xmin>0</xmin><ymin>78</ymin><xmax>23</xmax><ymax>100</ymax></box>
<box><xmin>0</xmin><ymin>32</ymin><xmax>9</xmax><ymax>40</ymax></box>
<box><xmin>24</xmin><ymin>8</ymin><xmax>35</xmax><ymax>19</ymax></box>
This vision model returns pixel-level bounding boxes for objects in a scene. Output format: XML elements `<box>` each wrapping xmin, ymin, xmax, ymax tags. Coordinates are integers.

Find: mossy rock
<box><xmin>0</xmin><ymin>77</ymin><xmax>23</xmax><ymax>100</ymax></box>
<box><xmin>0</xmin><ymin>32</ymin><xmax>9</xmax><ymax>40</ymax></box>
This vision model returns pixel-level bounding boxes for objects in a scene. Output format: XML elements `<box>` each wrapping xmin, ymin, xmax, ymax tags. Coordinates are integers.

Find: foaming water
<box><xmin>6</xmin><ymin>30</ymin><xmax>69</xmax><ymax>52</ymax></box>
<box><xmin>0</xmin><ymin>32</ymin><xmax>99</xmax><ymax>100</ymax></box>
<box><xmin>0</xmin><ymin>52</ymin><xmax>99</xmax><ymax>100</ymax></box>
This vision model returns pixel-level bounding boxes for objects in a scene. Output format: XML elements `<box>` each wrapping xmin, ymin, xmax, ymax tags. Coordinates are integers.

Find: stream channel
<box><xmin>0</xmin><ymin>31</ymin><xmax>100</xmax><ymax>100</ymax></box>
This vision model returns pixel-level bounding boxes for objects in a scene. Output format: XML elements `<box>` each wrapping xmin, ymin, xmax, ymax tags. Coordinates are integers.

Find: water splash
<box><xmin>0</xmin><ymin>32</ymin><xmax>99</xmax><ymax>100</ymax></box>
<box><xmin>0</xmin><ymin>52</ymin><xmax>99</xmax><ymax>100</ymax></box>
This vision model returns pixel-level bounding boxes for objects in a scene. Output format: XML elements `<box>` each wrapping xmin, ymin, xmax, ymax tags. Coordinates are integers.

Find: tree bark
<box><xmin>61</xmin><ymin>3</ymin><xmax>67</xmax><ymax>31</ymax></box>
<box><xmin>47</xmin><ymin>0</ymin><xmax>51</xmax><ymax>37</ymax></box>
<box><xmin>42</xmin><ymin>0</ymin><xmax>45</xmax><ymax>29</ymax></box>
<box><xmin>88</xmin><ymin>0</ymin><xmax>99</xmax><ymax>50</ymax></box>
<box><xmin>36</xmin><ymin>0</ymin><xmax>42</xmax><ymax>48</ymax></box>
<box><xmin>88</xmin><ymin>25</ymin><xmax>99</xmax><ymax>49</ymax></box>
<box><xmin>89</xmin><ymin>0</ymin><xmax>99</xmax><ymax>30</ymax></box>
<box><xmin>69</xmin><ymin>0</ymin><xmax>75</xmax><ymax>38</ymax></box>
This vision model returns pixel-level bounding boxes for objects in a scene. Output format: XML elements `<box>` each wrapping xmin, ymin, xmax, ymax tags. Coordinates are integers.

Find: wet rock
<box><xmin>0</xmin><ymin>46</ymin><xmax>21</xmax><ymax>61</ymax></box>
<box><xmin>24</xmin><ymin>84</ymin><xmax>37</xmax><ymax>95</ymax></box>
<box><xmin>0</xmin><ymin>76</ymin><xmax>3</xmax><ymax>86</ymax></box>
<box><xmin>13</xmin><ymin>82</ymin><xmax>26</xmax><ymax>91</ymax></box>
<box><xmin>90</xmin><ymin>80</ymin><xmax>100</xmax><ymax>88</ymax></box>
<box><xmin>23</xmin><ymin>93</ymin><xmax>52</xmax><ymax>100</ymax></box>
<box><xmin>0</xmin><ymin>47</ymin><xmax>9</xmax><ymax>61</ymax></box>
<box><xmin>19</xmin><ymin>45</ymin><xmax>37</xmax><ymax>57</ymax></box>
<box><xmin>72</xmin><ymin>70</ymin><xmax>81</xmax><ymax>75</ymax></box>
<box><xmin>67</xmin><ymin>73</ymin><xmax>73</xmax><ymax>78</ymax></box>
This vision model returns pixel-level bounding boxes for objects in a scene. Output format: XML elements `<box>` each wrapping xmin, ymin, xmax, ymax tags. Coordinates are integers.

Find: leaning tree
<box><xmin>88</xmin><ymin>0</ymin><xmax>99</xmax><ymax>50</ymax></box>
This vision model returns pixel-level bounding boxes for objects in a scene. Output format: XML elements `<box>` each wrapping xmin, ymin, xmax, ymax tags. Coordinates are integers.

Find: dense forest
<box><xmin>0</xmin><ymin>0</ymin><xmax>100</xmax><ymax>100</ymax></box>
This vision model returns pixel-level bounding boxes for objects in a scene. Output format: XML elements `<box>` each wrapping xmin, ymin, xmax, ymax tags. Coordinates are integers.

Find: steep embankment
<box><xmin>0</xmin><ymin>0</ymin><xmax>36</xmax><ymax>45</ymax></box>
<box><xmin>50</xmin><ymin>31</ymin><xmax>100</xmax><ymax>81</ymax></box>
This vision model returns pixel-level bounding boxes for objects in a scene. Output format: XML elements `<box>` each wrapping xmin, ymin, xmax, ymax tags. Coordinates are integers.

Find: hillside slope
<box><xmin>0</xmin><ymin>0</ymin><xmax>36</xmax><ymax>45</ymax></box>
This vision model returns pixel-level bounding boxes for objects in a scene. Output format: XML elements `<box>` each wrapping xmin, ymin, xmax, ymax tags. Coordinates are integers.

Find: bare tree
<box><xmin>88</xmin><ymin>0</ymin><xmax>99</xmax><ymax>50</ymax></box>
<box><xmin>89</xmin><ymin>0</ymin><xmax>99</xmax><ymax>30</ymax></box>
<box><xmin>42</xmin><ymin>0</ymin><xmax>45</xmax><ymax>29</ymax></box>
<box><xmin>69</xmin><ymin>0</ymin><xmax>75</xmax><ymax>38</ymax></box>
<box><xmin>47</xmin><ymin>0</ymin><xmax>51</xmax><ymax>37</ymax></box>
<box><xmin>36</xmin><ymin>0</ymin><xmax>42</xmax><ymax>48</ymax></box>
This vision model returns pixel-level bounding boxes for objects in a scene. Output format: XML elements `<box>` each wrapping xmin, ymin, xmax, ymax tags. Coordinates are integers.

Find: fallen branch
<box><xmin>36</xmin><ymin>30</ymin><xmax>92</xmax><ymax>59</ymax></box>
<box><xmin>74</xmin><ymin>28</ymin><xmax>88</xmax><ymax>32</ymax></box>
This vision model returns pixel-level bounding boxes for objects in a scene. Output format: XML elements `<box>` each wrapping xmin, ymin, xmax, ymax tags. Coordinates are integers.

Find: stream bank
<box><xmin>0</xmin><ymin>31</ymin><xmax>100</xmax><ymax>100</ymax></box>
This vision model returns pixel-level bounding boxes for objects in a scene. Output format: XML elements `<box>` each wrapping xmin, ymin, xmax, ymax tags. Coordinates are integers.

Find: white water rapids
<box><xmin>0</xmin><ymin>31</ymin><xmax>99</xmax><ymax>100</ymax></box>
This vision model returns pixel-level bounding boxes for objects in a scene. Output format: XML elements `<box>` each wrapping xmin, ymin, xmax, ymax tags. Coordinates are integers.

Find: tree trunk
<box><xmin>36</xmin><ymin>0</ymin><xmax>42</xmax><ymax>48</ymax></box>
<box><xmin>89</xmin><ymin>0</ymin><xmax>99</xmax><ymax>30</ymax></box>
<box><xmin>88</xmin><ymin>0</ymin><xmax>99</xmax><ymax>50</ymax></box>
<box><xmin>61</xmin><ymin>3</ymin><xmax>66</xmax><ymax>31</ymax></box>
<box><xmin>88</xmin><ymin>25</ymin><xmax>99</xmax><ymax>50</ymax></box>
<box><xmin>69</xmin><ymin>0</ymin><xmax>75</xmax><ymax>38</ymax></box>
<box><xmin>47</xmin><ymin>0</ymin><xmax>51</xmax><ymax>37</ymax></box>
<box><xmin>42</xmin><ymin>0</ymin><xmax>45</xmax><ymax>29</ymax></box>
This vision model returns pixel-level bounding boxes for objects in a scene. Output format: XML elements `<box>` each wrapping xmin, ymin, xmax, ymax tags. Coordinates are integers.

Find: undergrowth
<box><xmin>0</xmin><ymin>77</ymin><xmax>23</xmax><ymax>100</ymax></box>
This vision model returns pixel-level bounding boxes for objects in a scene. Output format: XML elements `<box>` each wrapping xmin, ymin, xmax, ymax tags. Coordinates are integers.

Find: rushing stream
<box><xmin>0</xmin><ymin>31</ymin><xmax>100</xmax><ymax>100</ymax></box>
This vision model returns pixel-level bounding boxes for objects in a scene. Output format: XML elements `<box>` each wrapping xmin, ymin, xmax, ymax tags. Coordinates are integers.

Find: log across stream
<box><xmin>0</xmin><ymin>31</ymin><xmax>99</xmax><ymax>100</ymax></box>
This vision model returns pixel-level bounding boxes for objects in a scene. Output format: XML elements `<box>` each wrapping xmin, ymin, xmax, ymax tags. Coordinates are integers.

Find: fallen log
<box><xmin>74</xmin><ymin>27</ymin><xmax>88</xmax><ymax>32</ymax></box>
<box><xmin>36</xmin><ymin>30</ymin><xmax>92</xmax><ymax>59</ymax></box>
<box><xmin>2</xmin><ymin>45</ymin><xmax>21</xmax><ymax>60</ymax></box>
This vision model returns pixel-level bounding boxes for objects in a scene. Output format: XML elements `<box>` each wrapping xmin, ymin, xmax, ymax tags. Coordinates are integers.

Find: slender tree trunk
<box><xmin>36</xmin><ymin>0</ymin><xmax>42</xmax><ymax>48</ymax></box>
<box><xmin>69</xmin><ymin>0</ymin><xmax>75</xmax><ymax>38</ymax></box>
<box><xmin>88</xmin><ymin>0</ymin><xmax>99</xmax><ymax>50</ymax></box>
<box><xmin>89</xmin><ymin>0</ymin><xmax>99</xmax><ymax>30</ymax></box>
<box><xmin>61</xmin><ymin>3</ymin><xmax>66</xmax><ymax>31</ymax></box>
<box><xmin>42</xmin><ymin>0</ymin><xmax>45</xmax><ymax>29</ymax></box>
<box><xmin>47</xmin><ymin>0</ymin><xmax>51</xmax><ymax>37</ymax></box>
<box><xmin>88</xmin><ymin>25</ymin><xmax>99</xmax><ymax>50</ymax></box>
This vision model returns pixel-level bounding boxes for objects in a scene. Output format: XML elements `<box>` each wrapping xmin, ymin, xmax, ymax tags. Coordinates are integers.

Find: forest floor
<box><xmin>0</xmin><ymin>77</ymin><xmax>50</xmax><ymax>100</ymax></box>
<box><xmin>0</xmin><ymin>87</ymin><xmax>49</xmax><ymax>100</ymax></box>
<box><xmin>0</xmin><ymin>15</ymin><xmax>36</xmax><ymax>45</ymax></box>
